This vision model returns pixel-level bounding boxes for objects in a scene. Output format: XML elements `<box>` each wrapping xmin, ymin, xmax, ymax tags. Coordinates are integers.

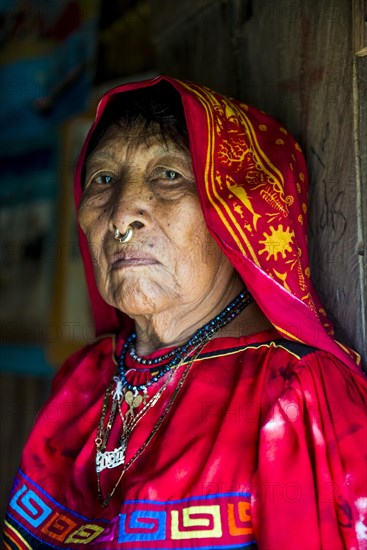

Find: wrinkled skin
<box><xmin>79</xmin><ymin>122</ymin><xmax>270</xmax><ymax>353</ymax></box>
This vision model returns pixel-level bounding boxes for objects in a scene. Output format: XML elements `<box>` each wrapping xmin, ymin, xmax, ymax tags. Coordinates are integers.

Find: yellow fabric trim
<box><xmin>180</xmin><ymin>339</ymin><xmax>304</xmax><ymax>365</ymax></box>
<box><xmin>273</xmin><ymin>324</ymin><xmax>305</xmax><ymax>344</ymax></box>
<box><xmin>335</xmin><ymin>340</ymin><xmax>361</xmax><ymax>365</ymax></box>
<box><xmin>4</xmin><ymin>521</ymin><xmax>33</xmax><ymax>550</ymax></box>
<box><xmin>171</xmin><ymin>505</ymin><xmax>222</xmax><ymax>539</ymax></box>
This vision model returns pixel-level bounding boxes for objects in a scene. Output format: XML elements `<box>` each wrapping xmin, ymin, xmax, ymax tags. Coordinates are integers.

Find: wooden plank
<box><xmin>352</xmin><ymin>0</ymin><xmax>367</xmax><ymax>54</ymax></box>
<box><xmin>151</xmin><ymin>0</ymin><xmax>239</xmax><ymax>95</ymax></box>
<box><xmin>151</xmin><ymin>0</ymin><xmax>218</xmax><ymax>36</ymax></box>
<box><xmin>0</xmin><ymin>374</ymin><xmax>51</xmax><ymax>520</ymax></box>
<box><xmin>353</xmin><ymin>54</ymin><xmax>367</xmax><ymax>363</ymax></box>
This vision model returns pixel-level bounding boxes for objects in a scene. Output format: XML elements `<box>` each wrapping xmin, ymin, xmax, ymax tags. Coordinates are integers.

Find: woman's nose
<box><xmin>108</xmin><ymin>176</ymin><xmax>150</xmax><ymax>236</ymax></box>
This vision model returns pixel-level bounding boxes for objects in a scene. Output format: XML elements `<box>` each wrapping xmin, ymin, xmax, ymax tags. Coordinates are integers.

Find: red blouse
<box><xmin>5</xmin><ymin>329</ymin><xmax>367</xmax><ymax>549</ymax></box>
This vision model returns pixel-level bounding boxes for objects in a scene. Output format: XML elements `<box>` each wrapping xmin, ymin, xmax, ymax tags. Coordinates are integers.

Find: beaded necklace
<box><xmin>120</xmin><ymin>290</ymin><xmax>253</xmax><ymax>393</ymax></box>
<box><xmin>95</xmin><ymin>289</ymin><xmax>253</xmax><ymax>506</ymax></box>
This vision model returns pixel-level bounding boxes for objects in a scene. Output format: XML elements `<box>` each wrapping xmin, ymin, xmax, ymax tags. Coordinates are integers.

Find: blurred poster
<box><xmin>0</xmin><ymin>0</ymin><xmax>99</xmax><ymax>140</ymax></box>
<box><xmin>47</xmin><ymin>115</ymin><xmax>95</xmax><ymax>366</ymax></box>
<box><xmin>0</xmin><ymin>1</ymin><xmax>100</xmax><ymax>350</ymax></box>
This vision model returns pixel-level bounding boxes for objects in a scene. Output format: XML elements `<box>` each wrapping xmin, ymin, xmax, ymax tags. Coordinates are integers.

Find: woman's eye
<box><xmin>163</xmin><ymin>169</ymin><xmax>181</xmax><ymax>180</ymax></box>
<box><xmin>92</xmin><ymin>174</ymin><xmax>114</xmax><ymax>185</ymax></box>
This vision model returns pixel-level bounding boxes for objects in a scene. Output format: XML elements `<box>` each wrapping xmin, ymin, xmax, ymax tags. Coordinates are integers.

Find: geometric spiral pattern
<box><xmin>4</xmin><ymin>470</ymin><xmax>256</xmax><ymax>548</ymax></box>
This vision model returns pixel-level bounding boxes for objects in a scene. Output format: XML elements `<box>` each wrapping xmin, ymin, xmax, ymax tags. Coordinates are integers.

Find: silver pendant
<box><xmin>96</xmin><ymin>444</ymin><xmax>127</xmax><ymax>473</ymax></box>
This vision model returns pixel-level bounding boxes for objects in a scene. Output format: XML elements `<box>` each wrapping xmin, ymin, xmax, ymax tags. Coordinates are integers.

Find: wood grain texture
<box><xmin>354</xmin><ymin>54</ymin><xmax>367</xmax><ymax>360</ymax></box>
<box><xmin>151</xmin><ymin>0</ymin><xmax>366</xmax><ymax>363</ymax></box>
<box><xmin>352</xmin><ymin>0</ymin><xmax>367</xmax><ymax>54</ymax></box>
<box><xmin>151</xmin><ymin>0</ymin><xmax>240</xmax><ymax>94</ymax></box>
<box><xmin>0</xmin><ymin>374</ymin><xmax>51</xmax><ymax>520</ymax></box>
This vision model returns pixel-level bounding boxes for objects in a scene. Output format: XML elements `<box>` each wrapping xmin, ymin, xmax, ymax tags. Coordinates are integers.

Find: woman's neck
<box><xmin>132</xmin><ymin>281</ymin><xmax>272</xmax><ymax>355</ymax></box>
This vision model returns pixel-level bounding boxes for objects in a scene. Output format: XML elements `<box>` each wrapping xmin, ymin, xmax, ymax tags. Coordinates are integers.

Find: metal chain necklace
<box><xmin>95</xmin><ymin>289</ymin><xmax>253</xmax><ymax>506</ymax></box>
<box><xmin>96</xmin><ymin>341</ymin><xmax>209</xmax><ymax>507</ymax></box>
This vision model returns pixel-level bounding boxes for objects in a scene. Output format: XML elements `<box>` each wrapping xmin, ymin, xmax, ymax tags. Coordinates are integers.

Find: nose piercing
<box><xmin>114</xmin><ymin>225</ymin><xmax>134</xmax><ymax>243</ymax></box>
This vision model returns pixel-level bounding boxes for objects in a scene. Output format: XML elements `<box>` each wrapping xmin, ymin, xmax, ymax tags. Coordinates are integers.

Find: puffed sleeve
<box><xmin>251</xmin><ymin>350</ymin><xmax>367</xmax><ymax>550</ymax></box>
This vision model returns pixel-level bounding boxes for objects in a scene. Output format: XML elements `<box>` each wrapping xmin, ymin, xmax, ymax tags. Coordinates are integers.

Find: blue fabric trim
<box><xmin>122</xmin><ymin>492</ymin><xmax>251</xmax><ymax>505</ymax></box>
<box><xmin>10</xmin><ymin>485</ymin><xmax>52</xmax><ymax>527</ymax></box>
<box><xmin>142</xmin><ymin>544</ymin><xmax>256</xmax><ymax>550</ymax></box>
<box><xmin>119</xmin><ymin>510</ymin><xmax>167</xmax><ymax>543</ymax></box>
<box><xmin>17</xmin><ymin>469</ymin><xmax>109</xmax><ymax>523</ymax></box>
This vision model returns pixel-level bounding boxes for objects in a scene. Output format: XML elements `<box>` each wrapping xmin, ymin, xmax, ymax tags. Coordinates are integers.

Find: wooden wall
<box><xmin>151</xmin><ymin>0</ymin><xmax>367</xmax><ymax>364</ymax></box>
<box><xmin>1</xmin><ymin>374</ymin><xmax>51</xmax><ymax>519</ymax></box>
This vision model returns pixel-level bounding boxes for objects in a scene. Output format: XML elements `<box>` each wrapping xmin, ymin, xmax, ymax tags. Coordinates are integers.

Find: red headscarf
<box><xmin>74</xmin><ymin>75</ymin><xmax>360</xmax><ymax>372</ymax></box>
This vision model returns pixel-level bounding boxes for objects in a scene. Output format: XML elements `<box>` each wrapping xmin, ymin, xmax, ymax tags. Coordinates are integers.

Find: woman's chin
<box><xmin>104</xmin><ymin>290</ymin><xmax>171</xmax><ymax>319</ymax></box>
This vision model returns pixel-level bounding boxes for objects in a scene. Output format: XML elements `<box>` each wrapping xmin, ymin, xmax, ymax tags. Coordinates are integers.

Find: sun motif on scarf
<box><xmin>259</xmin><ymin>224</ymin><xmax>295</xmax><ymax>262</ymax></box>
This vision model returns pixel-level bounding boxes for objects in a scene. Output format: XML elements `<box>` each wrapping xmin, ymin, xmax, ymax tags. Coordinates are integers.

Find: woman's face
<box><xmin>78</xmin><ymin>121</ymin><xmax>237</xmax><ymax>319</ymax></box>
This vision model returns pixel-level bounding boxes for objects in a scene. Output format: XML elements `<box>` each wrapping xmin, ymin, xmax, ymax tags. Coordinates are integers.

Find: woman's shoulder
<box><xmin>267</xmin><ymin>339</ymin><xmax>367</xmax><ymax>392</ymax></box>
<box><xmin>228</xmin><ymin>334</ymin><xmax>367</xmax><ymax>419</ymax></box>
<box><xmin>256</xmin><ymin>338</ymin><xmax>367</xmax><ymax>430</ymax></box>
<box><xmin>245</xmin><ymin>334</ymin><xmax>367</xmax><ymax>386</ymax></box>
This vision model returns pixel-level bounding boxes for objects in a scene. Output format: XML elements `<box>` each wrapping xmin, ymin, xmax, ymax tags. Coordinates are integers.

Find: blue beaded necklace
<box><xmin>118</xmin><ymin>289</ymin><xmax>253</xmax><ymax>395</ymax></box>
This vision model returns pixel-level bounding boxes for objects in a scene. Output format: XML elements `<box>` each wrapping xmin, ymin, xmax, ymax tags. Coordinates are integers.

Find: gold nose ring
<box><xmin>113</xmin><ymin>225</ymin><xmax>134</xmax><ymax>243</ymax></box>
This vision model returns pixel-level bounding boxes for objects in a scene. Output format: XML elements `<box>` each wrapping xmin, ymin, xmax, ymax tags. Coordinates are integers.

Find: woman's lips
<box><xmin>110</xmin><ymin>252</ymin><xmax>159</xmax><ymax>269</ymax></box>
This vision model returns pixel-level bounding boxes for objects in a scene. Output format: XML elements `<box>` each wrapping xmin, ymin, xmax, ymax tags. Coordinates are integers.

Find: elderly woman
<box><xmin>4</xmin><ymin>77</ymin><xmax>367</xmax><ymax>550</ymax></box>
